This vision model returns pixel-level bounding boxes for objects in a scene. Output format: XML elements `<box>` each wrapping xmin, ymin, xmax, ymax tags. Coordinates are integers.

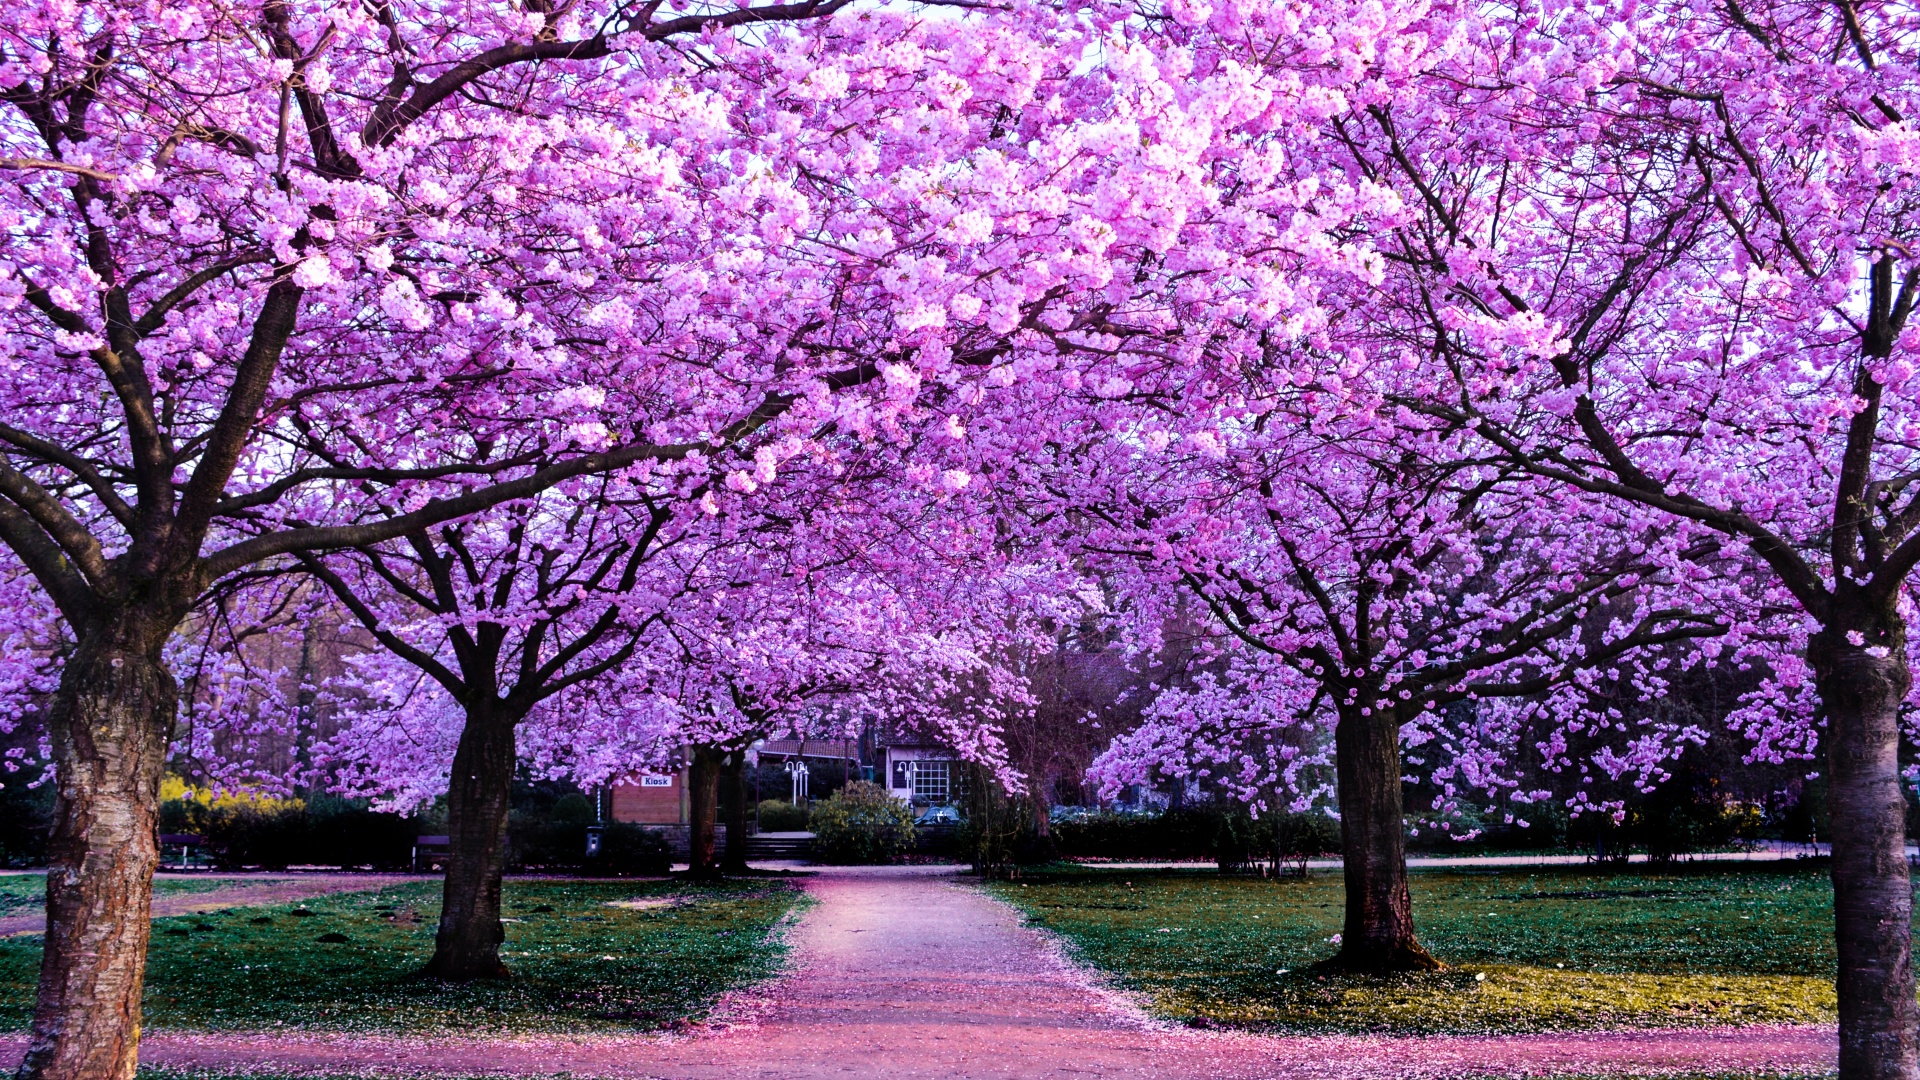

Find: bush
<box><xmin>958</xmin><ymin>765</ymin><xmax>1047</xmax><ymax>876</ymax></box>
<box><xmin>507</xmin><ymin>818</ymin><xmax>581</xmax><ymax>869</ymax></box>
<box><xmin>810</xmin><ymin>781</ymin><xmax>916</xmax><ymax>864</ymax></box>
<box><xmin>1050</xmin><ymin>807</ymin><xmax>1222</xmax><ymax>861</ymax></box>
<box><xmin>305</xmin><ymin>801</ymin><xmax>418</xmax><ymax>869</ymax></box>
<box><xmin>550</xmin><ymin>792</ymin><xmax>596</xmax><ymax>824</ymax></box>
<box><xmin>1216</xmin><ymin>810</ymin><xmax>1340</xmax><ymax>875</ymax></box>
<box><xmin>1631</xmin><ymin>777</ymin><xmax>1764</xmax><ymax>861</ymax></box>
<box><xmin>506</xmin><ymin>820</ymin><xmax>671</xmax><ymax>875</ymax></box>
<box><xmin>756</xmin><ymin>799</ymin><xmax>810</xmax><ymax>831</ymax></box>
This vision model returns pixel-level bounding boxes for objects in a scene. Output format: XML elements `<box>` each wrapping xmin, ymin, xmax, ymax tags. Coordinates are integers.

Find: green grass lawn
<box><xmin>0</xmin><ymin>878</ymin><xmax>805</xmax><ymax>1035</ymax></box>
<box><xmin>987</xmin><ymin>863</ymin><xmax>1845</xmax><ymax>1035</ymax></box>
<box><xmin>0</xmin><ymin>873</ymin><xmax>247</xmax><ymax>918</ymax></box>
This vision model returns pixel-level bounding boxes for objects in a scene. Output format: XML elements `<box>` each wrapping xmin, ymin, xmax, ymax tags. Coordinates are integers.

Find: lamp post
<box><xmin>786</xmin><ymin>760</ymin><xmax>809</xmax><ymax>805</ymax></box>
<box><xmin>751</xmin><ymin>740</ymin><xmax>765</xmax><ymax>831</ymax></box>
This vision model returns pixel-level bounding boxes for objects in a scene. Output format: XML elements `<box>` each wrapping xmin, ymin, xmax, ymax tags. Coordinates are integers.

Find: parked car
<box><xmin>915</xmin><ymin>806</ymin><xmax>963</xmax><ymax>826</ymax></box>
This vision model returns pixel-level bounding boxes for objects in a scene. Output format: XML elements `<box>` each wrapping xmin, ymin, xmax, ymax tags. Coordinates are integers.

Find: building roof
<box><xmin>758</xmin><ymin>737</ymin><xmax>860</xmax><ymax>759</ymax></box>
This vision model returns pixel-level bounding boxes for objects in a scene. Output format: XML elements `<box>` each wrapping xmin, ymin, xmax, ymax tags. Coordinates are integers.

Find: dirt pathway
<box><xmin>1</xmin><ymin>865</ymin><xmax>1835</xmax><ymax>1078</ymax></box>
<box><xmin>0</xmin><ymin>873</ymin><xmax>418</xmax><ymax>937</ymax></box>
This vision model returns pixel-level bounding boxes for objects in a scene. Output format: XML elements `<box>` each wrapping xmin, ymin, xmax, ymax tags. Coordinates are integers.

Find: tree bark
<box><xmin>1811</xmin><ymin>618</ymin><xmax>1919</xmax><ymax>1080</ymax></box>
<box><xmin>423</xmin><ymin>701</ymin><xmax>518</xmax><ymax>980</ymax></box>
<box><xmin>1327</xmin><ymin>703</ymin><xmax>1439</xmax><ymax>973</ymax></box>
<box><xmin>17</xmin><ymin>624</ymin><xmax>177</xmax><ymax>1080</ymax></box>
<box><xmin>721</xmin><ymin>750</ymin><xmax>750</xmax><ymax>875</ymax></box>
<box><xmin>687</xmin><ymin>745</ymin><xmax>723</xmax><ymax>880</ymax></box>
<box><xmin>1029</xmin><ymin>789</ymin><xmax>1059</xmax><ymax>862</ymax></box>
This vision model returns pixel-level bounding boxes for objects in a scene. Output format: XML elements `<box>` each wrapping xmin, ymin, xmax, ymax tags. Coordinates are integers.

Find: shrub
<box><xmin>809</xmin><ymin>781</ymin><xmax>916</xmax><ymax>864</ymax></box>
<box><xmin>1216</xmin><ymin>810</ymin><xmax>1340</xmax><ymax>875</ymax></box>
<box><xmin>504</xmin><ymin>817</ymin><xmax>574</xmax><ymax>869</ymax></box>
<box><xmin>756</xmin><ymin>799</ymin><xmax>810</xmax><ymax>831</ymax></box>
<box><xmin>1050</xmin><ymin>807</ymin><xmax>1221</xmax><ymax>861</ymax></box>
<box><xmin>550</xmin><ymin>792</ymin><xmax>596</xmax><ymax>824</ymax></box>
<box><xmin>505</xmin><ymin>819</ymin><xmax>670</xmax><ymax>875</ymax></box>
<box><xmin>305</xmin><ymin>801</ymin><xmax>418</xmax><ymax>869</ymax></box>
<box><xmin>1631</xmin><ymin>780</ymin><xmax>1764</xmax><ymax>861</ymax></box>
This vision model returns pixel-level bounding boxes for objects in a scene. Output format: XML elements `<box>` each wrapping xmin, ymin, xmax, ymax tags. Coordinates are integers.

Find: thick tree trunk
<box><xmin>1327</xmin><ymin>703</ymin><xmax>1438</xmax><ymax>973</ymax></box>
<box><xmin>687</xmin><ymin>746</ymin><xmax>722</xmax><ymax>880</ymax></box>
<box><xmin>17</xmin><ymin>625</ymin><xmax>177</xmax><ymax>1080</ymax></box>
<box><xmin>423</xmin><ymin>701</ymin><xmax>518</xmax><ymax>980</ymax></box>
<box><xmin>1029</xmin><ymin>789</ymin><xmax>1059</xmax><ymax>861</ymax></box>
<box><xmin>1811</xmin><ymin>621</ymin><xmax>1919</xmax><ymax>1080</ymax></box>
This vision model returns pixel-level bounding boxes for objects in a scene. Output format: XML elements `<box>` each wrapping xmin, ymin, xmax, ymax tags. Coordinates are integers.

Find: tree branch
<box><xmin>133</xmin><ymin>250</ymin><xmax>274</xmax><ymax>338</ymax></box>
<box><xmin>171</xmin><ymin>276</ymin><xmax>305</xmax><ymax>556</ymax></box>
<box><xmin>0</xmin><ymin>498</ymin><xmax>97</xmax><ymax>626</ymax></box>
<box><xmin>0</xmin><ymin>157</ymin><xmax>118</xmax><ymax>182</ymax></box>
<box><xmin>0</xmin><ymin>422</ymin><xmax>134</xmax><ymax>528</ymax></box>
<box><xmin>199</xmin><ymin>364</ymin><xmax>861</xmax><ymax>582</ymax></box>
<box><xmin>0</xmin><ymin>457</ymin><xmax>113</xmax><ymax>588</ymax></box>
<box><xmin>294</xmin><ymin>553</ymin><xmax>465</xmax><ymax>696</ymax></box>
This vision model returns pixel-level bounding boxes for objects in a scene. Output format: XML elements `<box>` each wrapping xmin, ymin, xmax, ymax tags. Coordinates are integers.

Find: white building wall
<box><xmin>884</xmin><ymin>746</ymin><xmax>955</xmax><ymax>805</ymax></box>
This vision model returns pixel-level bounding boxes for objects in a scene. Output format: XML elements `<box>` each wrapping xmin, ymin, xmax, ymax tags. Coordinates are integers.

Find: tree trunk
<box><xmin>1327</xmin><ymin>703</ymin><xmax>1438</xmax><ymax>972</ymax></box>
<box><xmin>721</xmin><ymin>751</ymin><xmax>750</xmax><ymax>875</ymax></box>
<box><xmin>17</xmin><ymin>625</ymin><xmax>177</xmax><ymax>1080</ymax></box>
<box><xmin>687</xmin><ymin>745</ymin><xmax>722</xmax><ymax>880</ymax></box>
<box><xmin>1029</xmin><ymin>789</ymin><xmax>1058</xmax><ymax>861</ymax></box>
<box><xmin>423</xmin><ymin>701</ymin><xmax>518</xmax><ymax>980</ymax></box>
<box><xmin>1811</xmin><ymin>621</ymin><xmax>1919</xmax><ymax>1080</ymax></box>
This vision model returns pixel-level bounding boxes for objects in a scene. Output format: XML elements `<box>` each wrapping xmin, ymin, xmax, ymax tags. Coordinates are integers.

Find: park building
<box><xmin>603</xmin><ymin>726</ymin><xmax>964</xmax><ymax>852</ymax></box>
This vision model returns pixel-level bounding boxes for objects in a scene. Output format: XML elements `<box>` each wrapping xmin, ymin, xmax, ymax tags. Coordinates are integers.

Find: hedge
<box><xmin>1048</xmin><ymin>808</ymin><xmax>1224</xmax><ymax>861</ymax></box>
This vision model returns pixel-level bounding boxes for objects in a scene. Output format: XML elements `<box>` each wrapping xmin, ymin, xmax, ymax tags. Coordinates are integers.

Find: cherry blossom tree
<box><xmin>1016</xmin><ymin>355</ymin><xmax>1739</xmax><ymax>970</ymax></box>
<box><xmin>1302</xmin><ymin>0</ymin><xmax>1920</xmax><ymax>1068</ymax></box>
<box><xmin>294</xmin><ymin>478</ymin><xmax>679</xmax><ymax>977</ymax></box>
<box><xmin>0</xmin><ymin>571</ymin><xmax>60</xmax><ymax>781</ymax></box>
<box><xmin>644</xmin><ymin>575</ymin><xmax>1027</xmax><ymax>878</ymax></box>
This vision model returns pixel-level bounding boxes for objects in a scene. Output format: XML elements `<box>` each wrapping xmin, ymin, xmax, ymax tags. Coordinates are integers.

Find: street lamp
<box><xmin>786</xmin><ymin>759</ymin><xmax>809</xmax><ymax>804</ymax></box>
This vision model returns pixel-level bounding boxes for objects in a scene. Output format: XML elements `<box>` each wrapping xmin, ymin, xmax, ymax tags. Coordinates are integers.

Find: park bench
<box><xmin>156</xmin><ymin>833</ymin><xmax>205</xmax><ymax>871</ymax></box>
<box><xmin>412</xmin><ymin>834</ymin><xmax>512</xmax><ymax>871</ymax></box>
<box><xmin>412</xmin><ymin>834</ymin><xmax>450</xmax><ymax>872</ymax></box>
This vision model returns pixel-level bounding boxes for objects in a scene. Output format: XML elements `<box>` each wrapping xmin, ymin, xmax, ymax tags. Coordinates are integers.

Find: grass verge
<box><xmin>0</xmin><ymin>873</ymin><xmax>249</xmax><ymax>918</ymax></box>
<box><xmin>986</xmin><ymin>863</ymin><xmax>1841</xmax><ymax>1035</ymax></box>
<box><xmin>1</xmin><ymin>878</ymin><xmax>806</xmax><ymax>1035</ymax></box>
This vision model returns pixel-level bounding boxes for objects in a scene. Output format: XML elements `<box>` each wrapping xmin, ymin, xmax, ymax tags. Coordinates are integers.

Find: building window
<box><xmin>911</xmin><ymin>760</ymin><xmax>950</xmax><ymax>804</ymax></box>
